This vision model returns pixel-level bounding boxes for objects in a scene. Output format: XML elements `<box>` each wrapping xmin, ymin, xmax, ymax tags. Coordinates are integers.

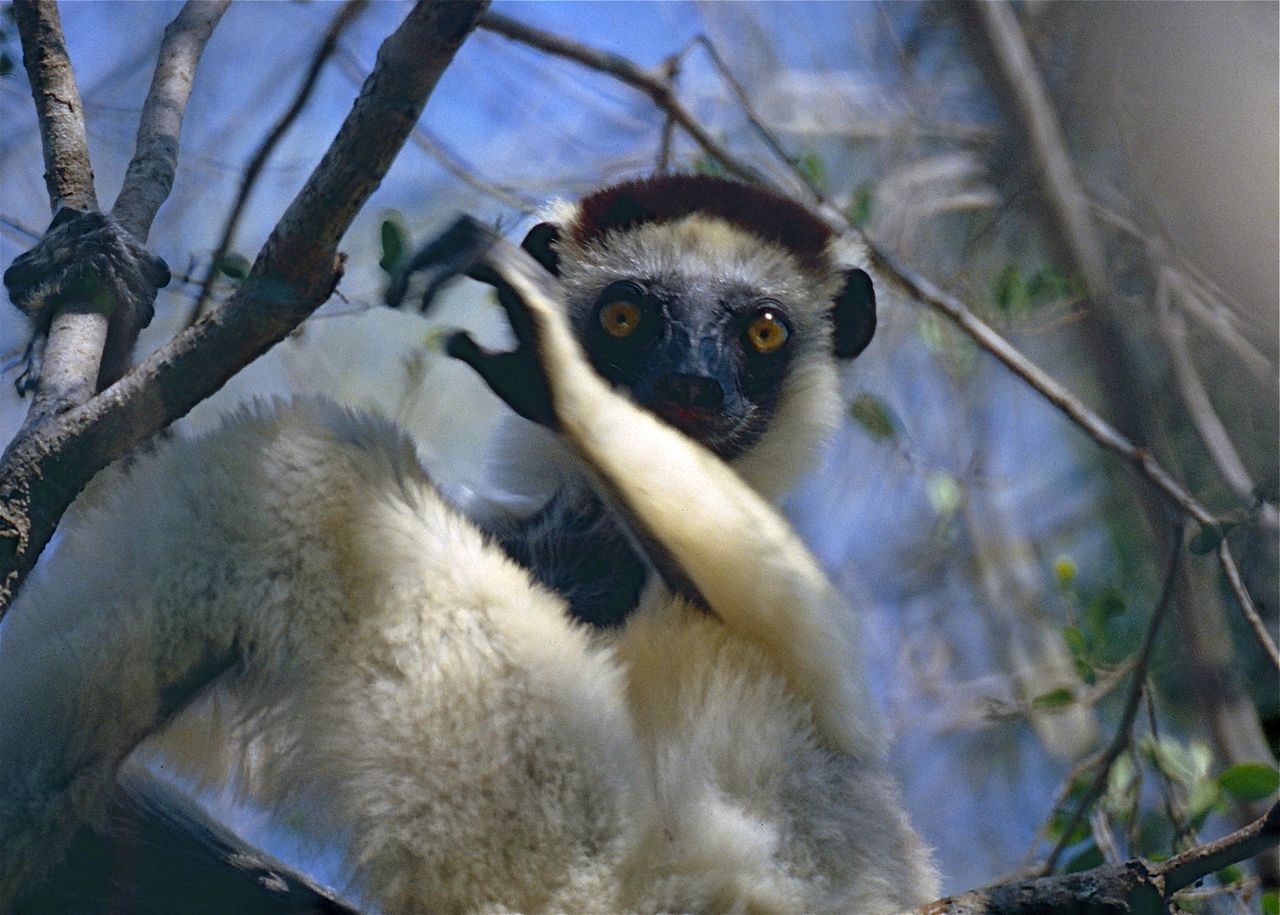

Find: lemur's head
<box><xmin>524</xmin><ymin>174</ymin><xmax>876</xmax><ymax>497</ymax></box>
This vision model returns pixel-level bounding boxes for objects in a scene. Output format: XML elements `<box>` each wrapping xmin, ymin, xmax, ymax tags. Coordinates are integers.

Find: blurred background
<box><xmin>1</xmin><ymin>0</ymin><xmax>1276</xmax><ymax>906</ymax></box>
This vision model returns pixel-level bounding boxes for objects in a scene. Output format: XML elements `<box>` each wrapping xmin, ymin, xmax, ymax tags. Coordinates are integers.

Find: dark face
<box><xmin>574</xmin><ymin>276</ymin><xmax>797</xmax><ymax>460</ymax></box>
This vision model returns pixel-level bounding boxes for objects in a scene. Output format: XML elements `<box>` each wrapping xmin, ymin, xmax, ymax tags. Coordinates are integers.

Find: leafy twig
<box><xmin>1040</xmin><ymin>523</ymin><xmax>1183</xmax><ymax>873</ymax></box>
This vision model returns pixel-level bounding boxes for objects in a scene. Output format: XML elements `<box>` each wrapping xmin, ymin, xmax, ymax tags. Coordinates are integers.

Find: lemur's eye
<box><xmin>744</xmin><ymin>307</ymin><xmax>790</xmax><ymax>355</ymax></box>
<box><xmin>599</xmin><ymin>300</ymin><xmax>643</xmax><ymax>338</ymax></box>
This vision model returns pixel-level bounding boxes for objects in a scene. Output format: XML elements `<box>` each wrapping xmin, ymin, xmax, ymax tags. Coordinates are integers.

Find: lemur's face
<box><xmin>573</xmin><ymin>261</ymin><xmax>800</xmax><ymax>460</ymax></box>
<box><xmin>521</xmin><ymin>175</ymin><xmax>877</xmax><ymax>463</ymax></box>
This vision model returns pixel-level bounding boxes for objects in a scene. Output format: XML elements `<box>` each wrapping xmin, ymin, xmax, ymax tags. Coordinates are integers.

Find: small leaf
<box><xmin>849</xmin><ymin>393</ymin><xmax>899</xmax><ymax>441</ymax></box>
<box><xmin>215</xmin><ymin>252</ymin><xmax>251</xmax><ymax>280</ymax></box>
<box><xmin>1218</xmin><ymin>762</ymin><xmax>1280</xmax><ymax>803</ymax></box>
<box><xmin>1032</xmin><ymin>687</ymin><xmax>1075</xmax><ymax>710</ymax></box>
<box><xmin>794</xmin><ymin>150</ymin><xmax>827</xmax><ymax>192</ymax></box>
<box><xmin>1053</xmin><ymin>555</ymin><xmax>1076</xmax><ymax>587</ymax></box>
<box><xmin>1085</xmin><ymin>589</ymin><xmax>1126</xmax><ymax>636</ymax></box>
<box><xmin>1261</xmin><ymin>889</ymin><xmax>1278</xmax><ymax>915</ymax></box>
<box><xmin>1188</xmin><ymin>523</ymin><xmax>1223</xmax><ymax>555</ymax></box>
<box><xmin>1214</xmin><ymin>864</ymin><xmax>1243</xmax><ymax>886</ymax></box>
<box><xmin>993</xmin><ymin>264</ymin><xmax>1028</xmax><ymax>315</ymax></box>
<box><xmin>925</xmin><ymin>471</ymin><xmax>963</xmax><ymax>517</ymax></box>
<box><xmin>1186</xmin><ymin>777</ymin><xmax>1221</xmax><ymax>829</ymax></box>
<box><xmin>847</xmin><ymin>184</ymin><xmax>873</xmax><ymax>228</ymax></box>
<box><xmin>1062</xmin><ymin>626</ymin><xmax>1094</xmax><ymax>683</ymax></box>
<box><xmin>379</xmin><ymin>217</ymin><xmax>407</xmax><ymax>274</ymax></box>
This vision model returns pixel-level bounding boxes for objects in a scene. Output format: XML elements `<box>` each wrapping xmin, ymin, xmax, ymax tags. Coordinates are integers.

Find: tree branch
<box><xmin>0</xmin><ymin>0</ymin><xmax>489</xmax><ymax>618</ymax></box>
<box><xmin>11</xmin><ymin>0</ymin><xmax>107</xmax><ymax>424</ymax></box>
<box><xmin>909</xmin><ymin>801</ymin><xmax>1279</xmax><ymax>915</ymax></box>
<box><xmin>111</xmin><ymin>0</ymin><xmax>230</xmax><ymax>241</ymax></box>
<box><xmin>188</xmin><ymin>0</ymin><xmax>368</xmax><ymax>323</ymax></box>
<box><xmin>12</xmin><ymin>0</ymin><xmax>96</xmax><ymax>213</ymax></box>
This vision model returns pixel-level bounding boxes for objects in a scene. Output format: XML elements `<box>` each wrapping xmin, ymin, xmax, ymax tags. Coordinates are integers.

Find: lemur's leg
<box><xmin>441</xmin><ymin>218</ymin><xmax>882</xmax><ymax>761</ymax></box>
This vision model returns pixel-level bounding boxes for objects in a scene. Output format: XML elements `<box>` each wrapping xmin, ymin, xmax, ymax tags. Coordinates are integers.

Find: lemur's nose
<box><xmin>654</xmin><ymin>373</ymin><xmax>724</xmax><ymax>412</ymax></box>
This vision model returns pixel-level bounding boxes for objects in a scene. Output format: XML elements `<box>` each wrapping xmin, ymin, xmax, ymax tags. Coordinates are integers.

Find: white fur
<box><xmin>0</xmin><ymin>207</ymin><xmax>937</xmax><ymax>912</ymax></box>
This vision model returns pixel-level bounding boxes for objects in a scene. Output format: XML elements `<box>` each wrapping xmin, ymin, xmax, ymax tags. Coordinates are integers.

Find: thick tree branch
<box><xmin>0</xmin><ymin>0</ymin><xmax>489</xmax><ymax>618</ymax></box>
<box><xmin>189</xmin><ymin>0</ymin><xmax>368</xmax><ymax>323</ymax></box>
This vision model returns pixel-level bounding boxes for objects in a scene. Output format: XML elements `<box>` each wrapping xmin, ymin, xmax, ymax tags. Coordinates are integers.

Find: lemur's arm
<box><xmin>440</xmin><ymin>218</ymin><xmax>883</xmax><ymax>761</ymax></box>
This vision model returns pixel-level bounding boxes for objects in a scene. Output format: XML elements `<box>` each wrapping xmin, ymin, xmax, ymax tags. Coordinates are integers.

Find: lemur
<box><xmin>0</xmin><ymin>175</ymin><xmax>937</xmax><ymax>913</ymax></box>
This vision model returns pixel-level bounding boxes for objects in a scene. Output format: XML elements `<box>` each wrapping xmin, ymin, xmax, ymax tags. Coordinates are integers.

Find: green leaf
<box><xmin>993</xmin><ymin>264</ymin><xmax>1028</xmax><ymax>315</ymax></box>
<box><xmin>849</xmin><ymin>393</ymin><xmax>899</xmax><ymax>441</ymax></box>
<box><xmin>1032</xmin><ymin>687</ymin><xmax>1075</xmax><ymax>710</ymax></box>
<box><xmin>1085</xmin><ymin>589</ymin><xmax>1126</xmax><ymax>637</ymax></box>
<box><xmin>794</xmin><ymin>151</ymin><xmax>827</xmax><ymax>192</ymax></box>
<box><xmin>1218</xmin><ymin>762</ymin><xmax>1280</xmax><ymax>803</ymax></box>
<box><xmin>1261</xmin><ymin>889</ymin><xmax>1278</xmax><ymax>915</ymax></box>
<box><xmin>379</xmin><ymin>217</ymin><xmax>407</xmax><ymax>274</ymax></box>
<box><xmin>1214</xmin><ymin>864</ymin><xmax>1243</xmax><ymax>886</ymax></box>
<box><xmin>1062</xmin><ymin>626</ymin><xmax>1095</xmax><ymax>684</ymax></box>
<box><xmin>215</xmin><ymin>252</ymin><xmax>251</xmax><ymax>280</ymax></box>
<box><xmin>1186</xmin><ymin>777</ymin><xmax>1221</xmax><ymax>829</ymax></box>
<box><xmin>847</xmin><ymin>184</ymin><xmax>873</xmax><ymax>229</ymax></box>
<box><xmin>1188</xmin><ymin>523</ymin><xmax>1223</xmax><ymax>555</ymax></box>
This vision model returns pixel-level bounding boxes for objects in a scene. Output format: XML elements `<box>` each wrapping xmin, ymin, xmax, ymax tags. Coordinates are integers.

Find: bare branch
<box><xmin>189</xmin><ymin>0</ymin><xmax>368</xmax><ymax>323</ymax></box>
<box><xmin>112</xmin><ymin>1</ymin><xmax>231</xmax><ymax>240</ymax></box>
<box><xmin>0</xmin><ymin>0</ymin><xmax>490</xmax><ymax>618</ymax></box>
<box><xmin>1217</xmin><ymin>544</ymin><xmax>1280</xmax><ymax>670</ymax></box>
<box><xmin>478</xmin><ymin>10</ymin><xmax>769</xmax><ymax>185</ymax></box>
<box><xmin>11</xmin><ymin>0</ymin><xmax>97</xmax><ymax>212</ymax></box>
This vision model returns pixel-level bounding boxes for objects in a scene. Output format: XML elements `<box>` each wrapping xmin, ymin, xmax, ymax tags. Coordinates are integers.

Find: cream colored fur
<box><xmin>0</xmin><ymin>217</ymin><xmax>937</xmax><ymax>912</ymax></box>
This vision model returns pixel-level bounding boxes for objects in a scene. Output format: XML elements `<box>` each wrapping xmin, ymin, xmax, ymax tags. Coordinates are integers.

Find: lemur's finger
<box><xmin>446</xmin><ymin>331</ymin><xmax>555</xmax><ymax>428</ymax></box>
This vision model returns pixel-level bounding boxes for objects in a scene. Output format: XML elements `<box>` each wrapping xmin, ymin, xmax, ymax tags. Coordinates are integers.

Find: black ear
<box><xmin>831</xmin><ymin>267</ymin><xmax>876</xmax><ymax>359</ymax></box>
<box><xmin>521</xmin><ymin>222</ymin><xmax>561</xmax><ymax>276</ymax></box>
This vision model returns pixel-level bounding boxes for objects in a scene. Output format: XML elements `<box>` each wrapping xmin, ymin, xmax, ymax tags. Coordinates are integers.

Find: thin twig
<box><xmin>1218</xmin><ymin>543</ymin><xmax>1280</xmax><ymax>669</ymax></box>
<box><xmin>1041</xmin><ymin>522</ymin><xmax>1183</xmax><ymax>874</ymax></box>
<box><xmin>188</xmin><ymin>0</ymin><xmax>367</xmax><ymax>323</ymax></box>
<box><xmin>1156</xmin><ymin>269</ymin><xmax>1280</xmax><ymax>531</ymax></box>
<box><xmin>478</xmin><ymin>11</ymin><xmax>768</xmax><ymax>185</ymax></box>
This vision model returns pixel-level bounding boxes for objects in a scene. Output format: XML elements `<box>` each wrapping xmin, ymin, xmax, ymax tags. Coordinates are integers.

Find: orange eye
<box><xmin>745</xmin><ymin>309</ymin><xmax>789</xmax><ymax>354</ymax></box>
<box><xmin>599</xmin><ymin>300</ymin><xmax>642</xmax><ymax>338</ymax></box>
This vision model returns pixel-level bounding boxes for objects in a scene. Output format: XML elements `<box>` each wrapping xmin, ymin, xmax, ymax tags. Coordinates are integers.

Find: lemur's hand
<box><xmin>413</xmin><ymin>216</ymin><xmax>562</xmax><ymax>428</ymax></box>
